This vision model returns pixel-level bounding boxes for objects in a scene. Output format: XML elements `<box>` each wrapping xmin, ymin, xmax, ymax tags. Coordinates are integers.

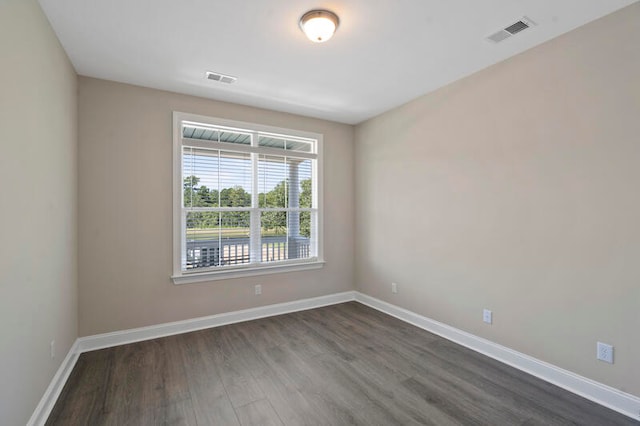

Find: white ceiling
<box><xmin>39</xmin><ymin>0</ymin><xmax>636</xmax><ymax>124</ymax></box>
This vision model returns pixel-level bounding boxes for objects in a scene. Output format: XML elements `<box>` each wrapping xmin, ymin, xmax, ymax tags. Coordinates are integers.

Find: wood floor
<box><xmin>47</xmin><ymin>302</ymin><xmax>637</xmax><ymax>425</ymax></box>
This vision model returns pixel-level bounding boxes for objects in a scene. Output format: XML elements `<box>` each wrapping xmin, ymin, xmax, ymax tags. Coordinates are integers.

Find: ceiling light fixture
<box><xmin>299</xmin><ymin>9</ymin><xmax>339</xmax><ymax>43</ymax></box>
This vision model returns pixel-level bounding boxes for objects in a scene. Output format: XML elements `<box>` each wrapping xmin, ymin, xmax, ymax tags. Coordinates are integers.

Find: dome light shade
<box><xmin>299</xmin><ymin>10</ymin><xmax>339</xmax><ymax>43</ymax></box>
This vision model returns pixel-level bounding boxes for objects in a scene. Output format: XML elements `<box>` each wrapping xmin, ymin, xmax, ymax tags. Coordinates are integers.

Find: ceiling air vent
<box><xmin>487</xmin><ymin>16</ymin><xmax>536</xmax><ymax>43</ymax></box>
<box><xmin>205</xmin><ymin>71</ymin><xmax>237</xmax><ymax>84</ymax></box>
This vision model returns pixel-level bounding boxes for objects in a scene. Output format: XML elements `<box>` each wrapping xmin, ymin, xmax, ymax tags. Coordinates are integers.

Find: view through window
<box><xmin>173</xmin><ymin>113</ymin><xmax>321</xmax><ymax>280</ymax></box>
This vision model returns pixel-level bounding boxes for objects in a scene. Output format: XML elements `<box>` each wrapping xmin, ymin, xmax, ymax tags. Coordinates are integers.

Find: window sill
<box><xmin>171</xmin><ymin>260</ymin><xmax>325</xmax><ymax>285</ymax></box>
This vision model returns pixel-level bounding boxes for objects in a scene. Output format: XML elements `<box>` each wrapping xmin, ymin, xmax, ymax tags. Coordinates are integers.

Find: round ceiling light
<box><xmin>299</xmin><ymin>9</ymin><xmax>339</xmax><ymax>43</ymax></box>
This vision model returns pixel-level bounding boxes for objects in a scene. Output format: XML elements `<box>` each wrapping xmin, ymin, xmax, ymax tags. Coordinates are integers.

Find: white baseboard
<box><xmin>78</xmin><ymin>291</ymin><xmax>356</xmax><ymax>352</ymax></box>
<box><xmin>31</xmin><ymin>291</ymin><xmax>355</xmax><ymax>424</ymax></box>
<box><xmin>354</xmin><ymin>291</ymin><xmax>640</xmax><ymax>421</ymax></box>
<box><xmin>27</xmin><ymin>340</ymin><xmax>80</xmax><ymax>426</ymax></box>
<box><xmin>31</xmin><ymin>290</ymin><xmax>640</xmax><ymax>424</ymax></box>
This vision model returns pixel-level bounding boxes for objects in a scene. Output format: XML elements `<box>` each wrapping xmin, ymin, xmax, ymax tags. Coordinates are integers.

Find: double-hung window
<box><xmin>172</xmin><ymin>112</ymin><xmax>323</xmax><ymax>284</ymax></box>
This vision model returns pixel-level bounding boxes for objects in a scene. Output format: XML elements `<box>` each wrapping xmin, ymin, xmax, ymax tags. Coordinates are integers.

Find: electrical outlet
<box><xmin>254</xmin><ymin>284</ymin><xmax>262</xmax><ymax>295</ymax></box>
<box><xmin>50</xmin><ymin>340</ymin><xmax>55</xmax><ymax>359</ymax></box>
<box><xmin>597</xmin><ymin>342</ymin><xmax>614</xmax><ymax>364</ymax></box>
<box><xmin>391</xmin><ymin>282</ymin><xmax>398</xmax><ymax>294</ymax></box>
<box><xmin>483</xmin><ymin>309</ymin><xmax>492</xmax><ymax>324</ymax></box>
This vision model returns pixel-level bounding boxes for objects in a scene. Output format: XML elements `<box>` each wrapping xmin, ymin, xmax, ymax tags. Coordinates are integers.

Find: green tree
<box><xmin>260</xmin><ymin>180</ymin><xmax>287</xmax><ymax>234</ymax></box>
<box><xmin>220</xmin><ymin>186</ymin><xmax>251</xmax><ymax>207</ymax></box>
<box><xmin>184</xmin><ymin>176</ymin><xmax>219</xmax><ymax>228</ymax></box>
<box><xmin>299</xmin><ymin>179</ymin><xmax>311</xmax><ymax>237</ymax></box>
<box><xmin>197</xmin><ymin>185</ymin><xmax>219</xmax><ymax>207</ymax></box>
<box><xmin>183</xmin><ymin>175</ymin><xmax>220</xmax><ymax>208</ymax></box>
<box><xmin>259</xmin><ymin>179</ymin><xmax>312</xmax><ymax>237</ymax></box>
<box><xmin>260</xmin><ymin>180</ymin><xmax>282</xmax><ymax>234</ymax></box>
<box><xmin>218</xmin><ymin>186</ymin><xmax>251</xmax><ymax>229</ymax></box>
<box><xmin>184</xmin><ymin>176</ymin><xmax>203</xmax><ymax>229</ymax></box>
<box><xmin>300</xmin><ymin>179</ymin><xmax>311</xmax><ymax>208</ymax></box>
<box><xmin>184</xmin><ymin>176</ymin><xmax>312</xmax><ymax>236</ymax></box>
<box><xmin>183</xmin><ymin>175</ymin><xmax>201</xmax><ymax>207</ymax></box>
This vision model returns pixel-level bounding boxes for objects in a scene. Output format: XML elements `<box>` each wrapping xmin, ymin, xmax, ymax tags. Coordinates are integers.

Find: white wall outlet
<box><xmin>483</xmin><ymin>309</ymin><xmax>493</xmax><ymax>324</ymax></box>
<box><xmin>597</xmin><ymin>342</ymin><xmax>614</xmax><ymax>364</ymax></box>
<box><xmin>50</xmin><ymin>340</ymin><xmax>55</xmax><ymax>359</ymax></box>
<box><xmin>391</xmin><ymin>282</ymin><xmax>398</xmax><ymax>294</ymax></box>
<box><xmin>254</xmin><ymin>284</ymin><xmax>262</xmax><ymax>295</ymax></box>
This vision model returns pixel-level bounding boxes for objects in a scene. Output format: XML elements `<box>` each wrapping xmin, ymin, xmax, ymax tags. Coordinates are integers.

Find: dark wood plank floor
<box><xmin>47</xmin><ymin>302</ymin><xmax>637</xmax><ymax>425</ymax></box>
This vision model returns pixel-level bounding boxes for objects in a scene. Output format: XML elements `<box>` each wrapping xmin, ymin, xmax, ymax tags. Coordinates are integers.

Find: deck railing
<box><xmin>186</xmin><ymin>236</ymin><xmax>310</xmax><ymax>269</ymax></box>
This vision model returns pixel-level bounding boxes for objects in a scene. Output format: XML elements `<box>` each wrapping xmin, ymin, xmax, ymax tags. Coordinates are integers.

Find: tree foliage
<box><xmin>184</xmin><ymin>176</ymin><xmax>312</xmax><ymax>238</ymax></box>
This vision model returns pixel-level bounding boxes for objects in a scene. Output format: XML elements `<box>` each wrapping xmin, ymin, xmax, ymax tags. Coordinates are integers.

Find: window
<box><xmin>172</xmin><ymin>112</ymin><xmax>323</xmax><ymax>283</ymax></box>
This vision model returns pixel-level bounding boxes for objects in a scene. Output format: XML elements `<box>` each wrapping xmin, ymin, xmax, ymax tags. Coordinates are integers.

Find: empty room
<box><xmin>1</xmin><ymin>0</ymin><xmax>639</xmax><ymax>425</ymax></box>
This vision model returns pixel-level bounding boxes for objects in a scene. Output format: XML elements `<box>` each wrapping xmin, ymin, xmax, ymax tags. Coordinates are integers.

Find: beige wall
<box><xmin>77</xmin><ymin>77</ymin><xmax>354</xmax><ymax>336</ymax></box>
<box><xmin>0</xmin><ymin>1</ymin><xmax>78</xmax><ymax>424</ymax></box>
<box><xmin>2</xmin><ymin>1</ymin><xmax>636</xmax><ymax>422</ymax></box>
<box><xmin>355</xmin><ymin>4</ymin><xmax>640</xmax><ymax>396</ymax></box>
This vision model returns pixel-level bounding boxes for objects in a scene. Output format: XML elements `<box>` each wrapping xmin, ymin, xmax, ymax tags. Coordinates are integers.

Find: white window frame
<box><xmin>172</xmin><ymin>112</ymin><xmax>324</xmax><ymax>284</ymax></box>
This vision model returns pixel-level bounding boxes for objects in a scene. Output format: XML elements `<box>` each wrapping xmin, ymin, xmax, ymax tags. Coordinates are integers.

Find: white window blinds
<box><xmin>174</xmin><ymin>115</ymin><xmax>321</xmax><ymax>279</ymax></box>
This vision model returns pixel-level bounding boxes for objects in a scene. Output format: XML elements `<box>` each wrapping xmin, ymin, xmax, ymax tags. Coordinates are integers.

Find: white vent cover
<box><xmin>205</xmin><ymin>71</ymin><xmax>237</xmax><ymax>84</ymax></box>
<box><xmin>487</xmin><ymin>16</ymin><xmax>536</xmax><ymax>43</ymax></box>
